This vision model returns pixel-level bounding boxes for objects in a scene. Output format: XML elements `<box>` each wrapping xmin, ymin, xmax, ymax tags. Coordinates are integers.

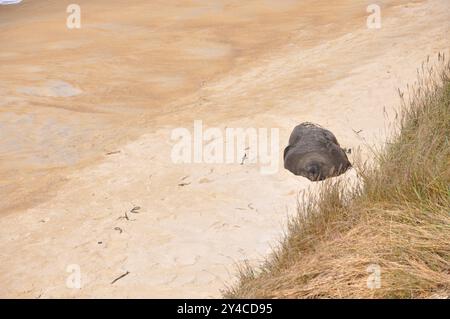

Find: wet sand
<box><xmin>0</xmin><ymin>0</ymin><xmax>449</xmax><ymax>297</ymax></box>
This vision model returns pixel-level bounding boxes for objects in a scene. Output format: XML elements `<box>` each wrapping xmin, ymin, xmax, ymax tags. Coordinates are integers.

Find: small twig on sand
<box><xmin>178</xmin><ymin>176</ymin><xmax>191</xmax><ymax>186</ymax></box>
<box><xmin>106</xmin><ymin>151</ymin><xmax>121</xmax><ymax>155</ymax></box>
<box><xmin>117</xmin><ymin>211</ymin><xmax>135</xmax><ymax>221</ymax></box>
<box><xmin>240</xmin><ymin>153</ymin><xmax>248</xmax><ymax>165</ymax></box>
<box><xmin>111</xmin><ymin>271</ymin><xmax>130</xmax><ymax>285</ymax></box>
<box><xmin>114</xmin><ymin>227</ymin><xmax>123</xmax><ymax>234</ymax></box>
<box><xmin>130</xmin><ymin>206</ymin><xmax>141</xmax><ymax>214</ymax></box>
<box><xmin>178</xmin><ymin>182</ymin><xmax>191</xmax><ymax>187</ymax></box>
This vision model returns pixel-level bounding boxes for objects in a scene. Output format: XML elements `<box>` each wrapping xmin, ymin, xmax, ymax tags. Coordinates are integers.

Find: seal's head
<box><xmin>284</xmin><ymin>146</ymin><xmax>351</xmax><ymax>181</ymax></box>
<box><xmin>284</xmin><ymin>122</ymin><xmax>352</xmax><ymax>181</ymax></box>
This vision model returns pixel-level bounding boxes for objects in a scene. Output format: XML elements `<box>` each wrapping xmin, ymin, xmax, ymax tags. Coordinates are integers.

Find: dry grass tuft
<box><xmin>224</xmin><ymin>56</ymin><xmax>450</xmax><ymax>299</ymax></box>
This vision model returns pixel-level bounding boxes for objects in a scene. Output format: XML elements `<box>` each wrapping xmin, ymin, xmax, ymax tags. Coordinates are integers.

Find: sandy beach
<box><xmin>0</xmin><ymin>0</ymin><xmax>449</xmax><ymax>298</ymax></box>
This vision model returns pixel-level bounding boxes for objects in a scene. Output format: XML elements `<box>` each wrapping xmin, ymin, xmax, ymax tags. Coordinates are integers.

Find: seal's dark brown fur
<box><xmin>284</xmin><ymin>122</ymin><xmax>351</xmax><ymax>181</ymax></box>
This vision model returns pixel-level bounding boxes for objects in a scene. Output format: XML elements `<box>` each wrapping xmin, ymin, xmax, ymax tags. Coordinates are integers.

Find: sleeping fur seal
<box><xmin>284</xmin><ymin>122</ymin><xmax>351</xmax><ymax>181</ymax></box>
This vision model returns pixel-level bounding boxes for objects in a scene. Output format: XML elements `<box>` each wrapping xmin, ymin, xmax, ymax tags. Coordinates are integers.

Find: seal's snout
<box><xmin>305</xmin><ymin>163</ymin><xmax>321</xmax><ymax>181</ymax></box>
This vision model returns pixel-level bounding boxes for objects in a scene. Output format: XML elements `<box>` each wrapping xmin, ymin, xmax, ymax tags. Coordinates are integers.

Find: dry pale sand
<box><xmin>0</xmin><ymin>0</ymin><xmax>448</xmax><ymax>298</ymax></box>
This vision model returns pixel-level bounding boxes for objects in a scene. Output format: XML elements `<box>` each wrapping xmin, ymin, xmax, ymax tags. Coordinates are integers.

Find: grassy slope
<box><xmin>225</xmin><ymin>58</ymin><xmax>450</xmax><ymax>299</ymax></box>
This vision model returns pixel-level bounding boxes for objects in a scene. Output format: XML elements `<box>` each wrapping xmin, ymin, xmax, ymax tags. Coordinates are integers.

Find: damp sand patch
<box><xmin>0</xmin><ymin>0</ymin><xmax>23</xmax><ymax>5</ymax></box>
<box><xmin>47</xmin><ymin>40</ymin><xmax>89</xmax><ymax>50</ymax></box>
<box><xmin>185</xmin><ymin>43</ymin><xmax>232</xmax><ymax>60</ymax></box>
<box><xmin>17</xmin><ymin>80</ymin><xmax>82</xmax><ymax>97</ymax></box>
